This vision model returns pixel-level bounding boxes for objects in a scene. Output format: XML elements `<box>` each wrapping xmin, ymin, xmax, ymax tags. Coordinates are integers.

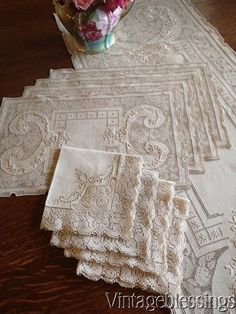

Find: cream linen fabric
<box><xmin>42</xmin><ymin>145</ymin><xmax>189</xmax><ymax>296</ymax></box>
<box><xmin>46</xmin><ymin>145</ymin><xmax>189</xmax><ymax>295</ymax></box>
<box><xmin>0</xmin><ymin>0</ymin><xmax>235</xmax><ymax>304</ymax></box>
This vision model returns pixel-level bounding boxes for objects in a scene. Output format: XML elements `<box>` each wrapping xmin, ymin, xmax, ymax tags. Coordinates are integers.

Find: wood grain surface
<box><xmin>0</xmin><ymin>1</ymin><xmax>236</xmax><ymax>313</ymax></box>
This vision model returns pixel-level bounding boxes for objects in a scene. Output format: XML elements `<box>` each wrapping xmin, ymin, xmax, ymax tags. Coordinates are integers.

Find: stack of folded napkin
<box><xmin>41</xmin><ymin>146</ymin><xmax>189</xmax><ymax>295</ymax></box>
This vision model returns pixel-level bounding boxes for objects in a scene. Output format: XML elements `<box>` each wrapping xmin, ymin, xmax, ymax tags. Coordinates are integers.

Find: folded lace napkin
<box><xmin>41</xmin><ymin>147</ymin><xmax>142</xmax><ymax>240</ymax></box>
<box><xmin>64</xmin><ymin>178</ymin><xmax>175</xmax><ymax>276</ymax></box>
<box><xmin>41</xmin><ymin>146</ymin><xmax>189</xmax><ymax>295</ymax></box>
<box><xmin>52</xmin><ymin>177</ymin><xmax>176</xmax><ymax>276</ymax></box>
<box><xmin>51</xmin><ymin>170</ymin><xmax>160</xmax><ymax>259</ymax></box>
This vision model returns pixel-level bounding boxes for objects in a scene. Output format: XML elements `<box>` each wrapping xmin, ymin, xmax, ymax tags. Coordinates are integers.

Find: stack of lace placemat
<box><xmin>0</xmin><ymin>63</ymin><xmax>230</xmax><ymax>195</ymax></box>
<box><xmin>40</xmin><ymin>146</ymin><xmax>189</xmax><ymax>295</ymax></box>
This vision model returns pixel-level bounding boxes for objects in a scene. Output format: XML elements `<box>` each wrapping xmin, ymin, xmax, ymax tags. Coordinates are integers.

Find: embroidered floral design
<box><xmin>59</xmin><ymin>160</ymin><xmax>116</xmax><ymax>208</ymax></box>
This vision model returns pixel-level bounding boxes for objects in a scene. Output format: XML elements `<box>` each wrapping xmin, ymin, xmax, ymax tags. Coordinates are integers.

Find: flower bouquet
<box><xmin>53</xmin><ymin>0</ymin><xmax>135</xmax><ymax>53</ymax></box>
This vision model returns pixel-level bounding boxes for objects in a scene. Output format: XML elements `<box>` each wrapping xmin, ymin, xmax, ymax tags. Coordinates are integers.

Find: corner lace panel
<box><xmin>41</xmin><ymin>147</ymin><xmax>142</xmax><ymax>240</ymax></box>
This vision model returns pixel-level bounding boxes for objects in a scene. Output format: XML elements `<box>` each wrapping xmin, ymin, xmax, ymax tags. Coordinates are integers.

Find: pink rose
<box><xmin>79</xmin><ymin>21</ymin><xmax>103</xmax><ymax>41</ymax></box>
<box><xmin>73</xmin><ymin>0</ymin><xmax>95</xmax><ymax>10</ymax></box>
<box><xmin>102</xmin><ymin>0</ymin><xmax>131</xmax><ymax>12</ymax></box>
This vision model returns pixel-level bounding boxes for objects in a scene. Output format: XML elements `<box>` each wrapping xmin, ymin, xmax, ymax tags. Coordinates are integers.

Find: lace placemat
<box><xmin>41</xmin><ymin>147</ymin><xmax>142</xmax><ymax>239</ymax></box>
<box><xmin>46</xmin><ymin>64</ymin><xmax>229</xmax><ymax>150</ymax></box>
<box><xmin>23</xmin><ymin>63</ymin><xmax>231</xmax><ymax>171</ymax></box>
<box><xmin>0</xmin><ymin>90</ymin><xmax>189</xmax><ymax>196</ymax></box>
<box><xmin>24</xmin><ymin>75</ymin><xmax>206</xmax><ymax>174</ymax></box>
<box><xmin>75</xmin><ymin>196</ymin><xmax>189</xmax><ymax>296</ymax></box>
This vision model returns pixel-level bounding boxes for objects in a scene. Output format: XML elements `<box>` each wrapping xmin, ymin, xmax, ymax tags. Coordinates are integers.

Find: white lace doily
<box><xmin>41</xmin><ymin>147</ymin><xmax>142</xmax><ymax>240</ymax></box>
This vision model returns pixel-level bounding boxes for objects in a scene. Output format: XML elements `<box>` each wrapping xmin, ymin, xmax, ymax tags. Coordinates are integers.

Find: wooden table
<box><xmin>0</xmin><ymin>1</ymin><xmax>236</xmax><ymax>313</ymax></box>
